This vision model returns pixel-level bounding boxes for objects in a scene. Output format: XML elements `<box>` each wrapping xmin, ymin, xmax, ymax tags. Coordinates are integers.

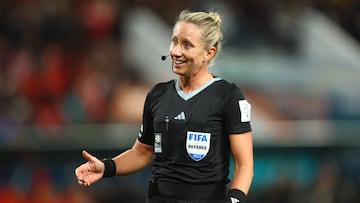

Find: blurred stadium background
<box><xmin>0</xmin><ymin>0</ymin><xmax>360</xmax><ymax>202</ymax></box>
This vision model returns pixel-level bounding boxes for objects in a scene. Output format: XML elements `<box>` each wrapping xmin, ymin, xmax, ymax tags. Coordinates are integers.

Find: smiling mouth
<box><xmin>174</xmin><ymin>60</ymin><xmax>186</xmax><ymax>65</ymax></box>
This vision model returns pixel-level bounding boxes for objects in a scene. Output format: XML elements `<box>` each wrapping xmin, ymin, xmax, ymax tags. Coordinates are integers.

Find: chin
<box><xmin>172</xmin><ymin>67</ymin><xmax>183</xmax><ymax>75</ymax></box>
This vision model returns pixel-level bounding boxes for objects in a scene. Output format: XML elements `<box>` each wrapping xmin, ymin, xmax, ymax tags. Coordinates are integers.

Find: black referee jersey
<box><xmin>138</xmin><ymin>77</ymin><xmax>252</xmax><ymax>185</ymax></box>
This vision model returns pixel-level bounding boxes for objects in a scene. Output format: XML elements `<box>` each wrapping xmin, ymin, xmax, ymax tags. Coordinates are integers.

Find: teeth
<box><xmin>175</xmin><ymin>60</ymin><xmax>184</xmax><ymax>64</ymax></box>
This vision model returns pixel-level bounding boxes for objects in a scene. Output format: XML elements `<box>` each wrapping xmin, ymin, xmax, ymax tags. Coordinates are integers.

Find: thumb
<box><xmin>82</xmin><ymin>150</ymin><xmax>97</xmax><ymax>162</ymax></box>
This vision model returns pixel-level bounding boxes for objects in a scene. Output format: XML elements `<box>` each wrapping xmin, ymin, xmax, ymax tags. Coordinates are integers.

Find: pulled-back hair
<box><xmin>175</xmin><ymin>9</ymin><xmax>223</xmax><ymax>65</ymax></box>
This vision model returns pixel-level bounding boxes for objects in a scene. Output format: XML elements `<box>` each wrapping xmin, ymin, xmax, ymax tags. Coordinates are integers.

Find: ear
<box><xmin>203</xmin><ymin>47</ymin><xmax>217</xmax><ymax>63</ymax></box>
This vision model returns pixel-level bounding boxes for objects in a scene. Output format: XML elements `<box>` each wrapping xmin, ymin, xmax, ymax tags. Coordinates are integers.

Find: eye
<box><xmin>183</xmin><ymin>41</ymin><xmax>194</xmax><ymax>49</ymax></box>
<box><xmin>171</xmin><ymin>38</ymin><xmax>178</xmax><ymax>45</ymax></box>
<box><xmin>183</xmin><ymin>42</ymin><xmax>191</xmax><ymax>49</ymax></box>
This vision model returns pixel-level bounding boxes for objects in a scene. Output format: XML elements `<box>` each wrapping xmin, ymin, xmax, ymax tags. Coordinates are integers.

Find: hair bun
<box><xmin>208</xmin><ymin>12</ymin><xmax>221</xmax><ymax>27</ymax></box>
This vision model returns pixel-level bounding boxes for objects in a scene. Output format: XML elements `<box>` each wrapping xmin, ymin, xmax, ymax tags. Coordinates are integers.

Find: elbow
<box><xmin>243</xmin><ymin>163</ymin><xmax>254</xmax><ymax>179</ymax></box>
<box><xmin>249</xmin><ymin>166</ymin><xmax>254</xmax><ymax>180</ymax></box>
<box><xmin>235</xmin><ymin>162</ymin><xmax>254</xmax><ymax>179</ymax></box>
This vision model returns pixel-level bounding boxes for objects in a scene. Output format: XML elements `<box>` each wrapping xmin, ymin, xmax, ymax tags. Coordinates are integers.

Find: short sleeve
<box><xmin>224</xmin><ymin>84</ymin><xmax>252</xmax><ymax>135</ymax></box>
<box><xmin>137</xmin><ymin>90</ymin><xmax>154</xmax><ymax>145</ymax></box>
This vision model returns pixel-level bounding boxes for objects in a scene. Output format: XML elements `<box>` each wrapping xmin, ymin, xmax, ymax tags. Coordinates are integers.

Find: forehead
<box><xmin>172</xmin><ymin>21</ymin><xmax>203</xmax><ymax>41</ymax></box>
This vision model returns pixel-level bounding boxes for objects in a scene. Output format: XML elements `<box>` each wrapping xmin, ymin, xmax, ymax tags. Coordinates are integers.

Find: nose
<box><xmin>170</xmin><ymin>45</ymin><xmax>182</xmax><ymax>58</ymax></box>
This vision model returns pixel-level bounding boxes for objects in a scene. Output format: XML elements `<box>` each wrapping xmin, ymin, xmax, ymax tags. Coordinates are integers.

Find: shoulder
<box><xmin>212</xmin><ymin>78</ymin><xmax>245</xmax><ymax>98</ymax></box>
<box><xmin>153</xmin><ymin>79</ymin><xmax>174</xmax><ymax>89</ymax></box>
<box><xmin>147</xmin><ymin>79</ymin><xmax>175</xmax><ymax>97</ymax></box>
<box><xmin>213</xmin><ymin>78</ymin><xmax>234</xmax><ymax>88</ymax></box>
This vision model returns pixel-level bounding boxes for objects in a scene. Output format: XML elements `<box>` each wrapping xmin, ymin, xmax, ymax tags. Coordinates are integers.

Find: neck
<box><xmin>179</xmin><ymin>71</ymin><xmax>213</xmax><ymax>94</ymax></box>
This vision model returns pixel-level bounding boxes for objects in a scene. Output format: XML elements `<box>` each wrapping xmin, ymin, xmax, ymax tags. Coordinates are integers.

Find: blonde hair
<box><xmin>175</xmin><ymin>9</ymin><xmax>223</xmax><ymax>65</ymax></box>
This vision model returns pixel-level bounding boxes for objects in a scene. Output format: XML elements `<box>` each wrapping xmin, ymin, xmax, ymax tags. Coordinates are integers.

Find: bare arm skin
<box><xmin>229</xmin><ymin>131</ymin><xmax>254</xmax><ymax>194</ymax></box>
<box><xmin>75</xmin><ymin>140</ymin><xmax>154</xmax><ymax>187</ymax></box>
<box><xmin>113</xmin><ymin>140</ymin><xmax>154</xmax><ymax>175</ymax></box>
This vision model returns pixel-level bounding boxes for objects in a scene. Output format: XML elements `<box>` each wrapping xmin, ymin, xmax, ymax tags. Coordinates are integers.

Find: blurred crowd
<box><xmin>1</xmin><ymin>149</ymin><xmax>360</xmax><ymax>203</ymax></box>
<box><xmin>0</xmin><ymin>0</ymin><xmax>150</xmax><ymax>130</ymax></box>
<box><xmin>0</xmin><ymin>151</ymin><xmax>150</xmax><ymax>203</ymax></box>
<box><xmin>0</xmin><ymin>0</ymin><xmax>359</xmax><ymax>129</ymax></box>
<box><xmin>0</xmin><ymin>0</ymin><xmax>360</xmax><ymax>203</ymax></box>
<box><xmin>313</xmin><ymin>0</ymin><xmax>360</xmax><ymax>42</ymax></box>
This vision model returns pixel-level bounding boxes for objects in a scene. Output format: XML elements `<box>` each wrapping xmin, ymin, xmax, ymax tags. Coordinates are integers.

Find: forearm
<box><xmin>112</xmin><ymin>140</ymin><xmax>153</xmax><ymax>176</ymax></box>
<box><xmin>113</xmin><ymin>149</ymin><xmax>151</xmax><ymax>175</ymax></box>
<box><xmin>229</xmin><ymin>132</ymin><xmax>254</xmax><ymax>194</ymax></box>
<box><xmin>230</xmin><ymin>163</ymin><xmax>253</xmax><ymax>194</ymax></box>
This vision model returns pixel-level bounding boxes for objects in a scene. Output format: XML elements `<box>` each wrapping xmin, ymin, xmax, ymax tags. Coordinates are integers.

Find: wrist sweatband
<box><xmin>227</xmin><ymin>189</ymin><xmax>247</xmax><ymax>203</ymax></box>
<box><xmin>101</xmin><ymin>158</ymin><xmax>116</xmax><ymax>178</ymax></box>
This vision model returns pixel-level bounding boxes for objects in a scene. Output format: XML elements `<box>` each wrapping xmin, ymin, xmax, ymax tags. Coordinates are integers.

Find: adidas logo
<box><xmin>230</xmin><ymin>197</ymin><xmax>240</xmax><ymax>203</ymax></box>
<box><xmin>174</xmin><ymin>112</ymin><xmax>186</xmax><ymax>120</ymax></box>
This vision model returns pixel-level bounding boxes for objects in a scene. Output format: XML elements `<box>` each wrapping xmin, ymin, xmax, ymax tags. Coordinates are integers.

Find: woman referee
<box><xmin>75</xmin><ymin>9</ymin><xmax>254</xmax><ymax>203</ymax></box>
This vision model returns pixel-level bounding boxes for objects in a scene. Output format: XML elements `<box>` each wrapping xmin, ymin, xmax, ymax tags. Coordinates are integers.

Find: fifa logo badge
<box><xmin>186</xmin><ymin>131</ymin><xmax>211</xmax><ymax>161</ymax></box>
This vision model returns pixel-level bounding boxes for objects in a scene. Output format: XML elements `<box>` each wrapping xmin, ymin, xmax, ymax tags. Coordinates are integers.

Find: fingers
<box><xmin>74</xmin><ymin>164</ymin><xmax>84</xmax><ymax>177</ymax></box>
<box><xmin>75</xmin><ymin>165</ymin><xmax>87</xmax><ymax>185</ymax></box>
<box><xmin>75</xmin><ymin>164</ymin><xmax>92</xmax><ymax>187</ymax></box>
<box><xmin>76</xmin><ymin>150</ymin><xmax>101</xmax><ymax>187</ymax></box>
<box><xmin>75</xmin><ymin>150</ymin><xmax>93</xmax><ymax>187</ymax></box>
<box><xmin>77</xmin><ymin>179</ymin><xmax>88</xmax><ymax>186</ymax></box>
<box><xmin>77</xmin><ymin>179</ymin><xmax>91</xmax><ymax>187</ymax></box>
<box><xmin>82</xmin><ymin>150</ymin><xmax>95</xmax><ymax>162</ymax></box>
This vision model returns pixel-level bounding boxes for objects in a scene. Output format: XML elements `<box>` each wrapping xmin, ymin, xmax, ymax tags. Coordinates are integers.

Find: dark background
<box><xmin>1</xmin><ymin>0</ymin><xmax>360</xmax><ymax>202</ymax></box>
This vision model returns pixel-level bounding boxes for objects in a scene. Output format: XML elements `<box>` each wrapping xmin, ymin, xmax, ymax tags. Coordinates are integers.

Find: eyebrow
<box><xmin>183</xmin><ymin>38</ymin><xmax>194</xmax><ymax>46</ymax></box>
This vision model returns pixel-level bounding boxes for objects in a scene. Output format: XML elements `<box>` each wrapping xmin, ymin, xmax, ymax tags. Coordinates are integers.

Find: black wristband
<box><xmin>101</xmin><ymin>158</ymin><xmax>116</xmax><ymax>178</ymax></box>
<box><xmin>226</xmin><ymin>189</ymin><xmax>247</xmax><ymax>203</ymax></box>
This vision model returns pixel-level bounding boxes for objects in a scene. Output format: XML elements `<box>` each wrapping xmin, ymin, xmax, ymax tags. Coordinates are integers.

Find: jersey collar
<box><xmin>175</xmin><ymin>77</ymin><xmax>222</xmax><ymax>101</ymax></box>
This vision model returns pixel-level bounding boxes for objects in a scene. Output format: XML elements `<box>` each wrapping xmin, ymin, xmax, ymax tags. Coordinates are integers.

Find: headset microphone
<box><xmin>161</xmin><ymin>55</ymin><xmax>169</xmax><ymax>61</ymax></box>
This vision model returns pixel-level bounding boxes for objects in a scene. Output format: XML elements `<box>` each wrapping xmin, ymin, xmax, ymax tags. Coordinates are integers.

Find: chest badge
<box><xmin>186</xmin><ymin>131</ymin><xmax>211</xmax><ymax>161</ymax></box>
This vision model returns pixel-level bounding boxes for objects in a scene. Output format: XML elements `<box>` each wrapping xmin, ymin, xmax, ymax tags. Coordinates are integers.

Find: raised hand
<box><xmin>75</xmin><ymin>150</ymin><xmax>105</xmax><ymax>187</ymax></box>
